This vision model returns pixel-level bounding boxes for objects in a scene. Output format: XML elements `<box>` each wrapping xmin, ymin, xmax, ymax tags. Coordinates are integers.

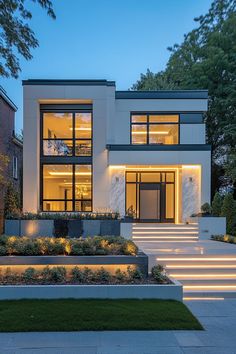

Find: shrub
<box><xmin>4</xmin><ymin>182</ymin><xmax>21</xmax><ymax>217</ymax></box>
<box><xmin>71</xmin><ymin>267</ymin><xmax>84</xmax><ymax>283</ymax></box>
<box><xmin>201</xmin><ymin>202</ymin><xmax>212</xmax><ymax>215</ymax></box>
<box><xmin>95</xmin><ymin>267</ymin><xmax>111</xmax><ymax>283</ymax></box>
<box><xmin>41</xmin><ymin>266</ymin><xmax>67</xmax><ymax>283</ymax></box>
<box><xmin>127</xmin><ymin>266</ymin><xmax>143</xmax><ymax>281</ymax></box>
<box><xmin>4</xmin><ymin>267</ymin><xmax>19</xmax><ymax>283</ymax></box>
<box><xmin>82</xmin><ymin>267</ymin><xmax>94</xmax><ymax>282</ymax></box>
<box><xmin>115</xmin><ymin>269</ymin><xmax>127</xmax><ymax>283</ymax></box>
<box><xmin>221</xmin><ymin>193</ymin><xmax>236</xmax><ymax>235</ymax></box>
<box><xmin>22</xmin><ymin>267</ymin><xmax>38</xmax><ymax>283</ymax></box>
<box><xmin>151</xmin><ymin>265</ymin><xmax>167</xmax><ymax>283</ymax></box>
<box><xmin>212</xmin><ymin>192</ymin><xmax>223</xmax><ymax>216</ymax></box>
<box><xmin>0</xmin><ymin>235</ymin><xmax>138</xmax><ymax>256</ymax></box>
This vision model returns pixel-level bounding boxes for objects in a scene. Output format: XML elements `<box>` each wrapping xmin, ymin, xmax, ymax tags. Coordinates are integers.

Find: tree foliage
<box><xmin>0</xmin><ymin>153</ymin><xmax>9</xmax><ymax>185</ymax></box>
<box><xmin>4</xmin><ymin>182</ymin><xmax>21</xmax><ymax>216</ymax></box>
<box><xmin>0</xmin><ymin>0</ymin><xmax>55</xmax><ymax>78</ymax></box>
<box><xmin>221</xmin><ymin>193</ymin><xmax>236</xmax><ymax>235</ymax></box>
<box><xmin>212</xmin><ymin>191</ymin><xmax>223</xmax><ymax>216</ymax></box>
<box><xmin>132</xmin><ymin>0</ymin><xmax>236</xmax><ymax>193</ymax></box>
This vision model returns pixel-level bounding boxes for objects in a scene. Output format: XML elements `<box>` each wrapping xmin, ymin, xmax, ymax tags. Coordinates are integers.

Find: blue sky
<box><xmin>1</xmin><ymin>0</ymin><xmax>212</xmax><ymax>133</ymax></box>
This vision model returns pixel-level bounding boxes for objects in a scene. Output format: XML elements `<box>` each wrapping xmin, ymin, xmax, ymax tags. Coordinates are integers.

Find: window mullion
<box><xmin>73</xmin><ymin>164</ymin><xmax>75</xmax><ymax>211</ymax></box>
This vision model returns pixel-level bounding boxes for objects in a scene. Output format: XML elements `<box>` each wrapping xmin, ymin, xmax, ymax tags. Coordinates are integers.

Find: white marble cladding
<box><xmin>182</xmin><ymin>167</ymin><xmax>201</xmax><ymax>221</ymax></box>
<box><xmin>109</xmin><ymin>169</ymin><xmax>125</xmax><ymax>217</ymax></box>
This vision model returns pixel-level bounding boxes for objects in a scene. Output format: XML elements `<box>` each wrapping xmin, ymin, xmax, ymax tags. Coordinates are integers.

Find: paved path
<box><xmin>0</xmin><ymin>299</ymin><xmax>236</xmax><ymax>353</ymax></box>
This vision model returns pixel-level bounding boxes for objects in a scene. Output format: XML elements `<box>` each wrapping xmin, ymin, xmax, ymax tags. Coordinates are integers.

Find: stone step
<box><xmin>179</xmin><ymin>279</ymin><xmax>236</xmax><ymax>285</ymax></box>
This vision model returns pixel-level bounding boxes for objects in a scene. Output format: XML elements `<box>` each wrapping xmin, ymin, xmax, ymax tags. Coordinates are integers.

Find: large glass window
<box><xmin>131</xmin><ymin>114</ymin><xmax>179</xmax><ymax>145</ymax></box>
<box><xmin>42</xmin><ymin>112</ymin><xmax>92</xmax><ymax>156</ymax></box>
<box><xmin>42</xmin><ymin>164</ymin><xmax>92</xmax><ymax>211</ymax></box>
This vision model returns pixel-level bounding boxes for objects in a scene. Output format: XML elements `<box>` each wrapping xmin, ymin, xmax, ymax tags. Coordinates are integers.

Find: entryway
<box><xmin>126</xmin><ymin>171</ymin><xmax>175</xmax><ymax>222</ymax></box>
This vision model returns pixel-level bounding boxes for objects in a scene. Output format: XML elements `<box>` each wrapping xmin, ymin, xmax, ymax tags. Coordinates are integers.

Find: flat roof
<box><xmin>115</xmin><ymin>90</ymin><xmax>208</xmax><ymax>99</ymax></box>
<box><xmin>0</xmin><ymin>86</ymin><xmax>17</xmax><ymax>111</ymax></box>
<box><xmin>22</xmin><ymin>80</ymin><xmax>208</xmax><ymax>99</ymax></box>
<box><xmin>22</xmin><ymin>79</ymin><xmax>116</xmax><ymax>86</ymax></box>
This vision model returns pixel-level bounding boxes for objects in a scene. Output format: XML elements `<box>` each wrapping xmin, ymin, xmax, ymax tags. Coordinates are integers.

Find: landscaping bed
<box><xmin>211</xmin><ymin>234</ymin><xmax>236</xmax><ymax>244</ymax></box>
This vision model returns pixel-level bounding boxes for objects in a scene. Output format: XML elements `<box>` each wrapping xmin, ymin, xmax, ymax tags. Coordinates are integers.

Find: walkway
<box><xmin>0</xmin><ymin>299</ymin><xmax>236</xmax><ymax>353</ymax></box>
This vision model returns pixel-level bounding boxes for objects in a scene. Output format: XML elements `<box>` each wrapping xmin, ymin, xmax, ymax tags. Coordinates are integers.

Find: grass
<box><xmin>0</xmin><ymin>299</ymin><xmax>203</xmax><ymax>332</ymax></box>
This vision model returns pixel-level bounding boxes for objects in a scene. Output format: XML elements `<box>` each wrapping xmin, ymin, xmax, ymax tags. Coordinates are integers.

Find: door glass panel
<box><xmin>166</xmin><ymin>184</ymin><xmax>174</xmax><ymax>219</ymax></box>
<box><xmin>43</xmin><ymin>113</ymin><xmax>73</xmax><ymax>139</ymax></box>
<box><xmin>166</xmin><ymin>173</ymin><xmax>174</xmax><ymax>182</ymax></box>
<box><xmin>126</xmin><ymin>172</ymin><xmax>136</xmax><ymax>182</ymax></box>
<box><xmin>140</xmin><ymin>187</ymin><xmax>160</xmax><ymax>220</ymax></box>
<box><xmin>126</xmin><ymin>184</ymin><xmax>137</xmax><ymax>217</ymax></box>
<box><xmin>131</xmin><ymin>124</ymin><xmax>147</xmax><ymax>144</ymax></box>
<box><xmin>141</xmin><ymin>173</ymin><xmax>160</xmax><ymax>182</ymax></box>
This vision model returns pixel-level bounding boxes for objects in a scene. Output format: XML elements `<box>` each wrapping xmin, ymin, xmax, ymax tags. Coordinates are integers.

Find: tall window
<box><xmin>43</xmin><ymin>112</ymin><xmax>92</xmax><ymax>156</ymax></box>
<box><xmin>131</xmin><ymin>114</ymin><xmax>179</xmax><ymax>145</ymax></box>
<box><xmin>13</xmin><ymin>156</ymin><xmax>18</xmax><ymax>179</ymax></box>
<box><xmin>42</xmin><ymin>164</ymin><xmax>92</xmax><ymax>212</ymax></box>
<box><xmin>41</xmin><ymin>106</ymin><xmax>93</xmax><ymax>212</ymax></box>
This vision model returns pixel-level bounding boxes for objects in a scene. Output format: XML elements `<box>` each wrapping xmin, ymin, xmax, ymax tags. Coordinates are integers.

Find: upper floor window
<box><xmin>131</xmin><ymin>114</ymin><xmax>179</xmax><ymax>145</ymax></box>
<box><xmin>42</xmin><ymin>112</ymin><xmax>92</xmax><ymax>156</ymax></box>
<box><xmin>13</xmin><ymin>156</ymin><xmax>18</xmax><ymax>179</ymax></box>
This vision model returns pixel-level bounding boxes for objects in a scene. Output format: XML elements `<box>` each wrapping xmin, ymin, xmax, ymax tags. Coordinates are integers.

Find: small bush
<box><xmin>0</xmin><ymin>245</ymin><xmax>7</xmax><ymax>256</ymax></box>
<box><xmin>115</xmin><ymin>269</ymin><xmax>127</xmax><ymax>283</ymax></box>
<box><xmin>41</xmin><ymin>266</ymin><xmax>67</xmax><ymax>283</ymax></box>
<box><xmin>201</xmin><ymin>202</ymin><xmax>212</xmax><ymax>215</ymax></box>
<box><xmin>71</xmin><ymin>267</ymin><xmax>84</xmax><ymax>283</ymax></box>
<box><xmin>151</xmin><ymin>265</ymin><xmax>167</xmax><ymax>283</ymax></box>
<box><xmin>95</xmin><ymin>267</ymin><xmax>111</xmax><ymax>283</ymax></box>
<box><xmin>212</xmin><ymin>192</ymin><xmax>223</xmax><ymax>216</ymax></box>
<box><xmin>22</xmin><ymin>267</ymin><xmax>38</xmax><ymax>283</ymax></box>
<box><xmin>127</xmin><ymin>266</ymin><xmax>143</xmax><ymax>281</ymax></box>
<box><xmin>221</xmin><ymin>193</ymin><xmax>236</xmax><ymax>235</ymax></box>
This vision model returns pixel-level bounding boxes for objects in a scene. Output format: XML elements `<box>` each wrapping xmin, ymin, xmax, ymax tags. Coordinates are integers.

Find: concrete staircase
<box><xmin>157</xmin><ymin>254</ymin><xmax>236</xmax><ymax>299</ymax></box>
<box><xmin>132</xmin><ymin>223</ymin><xmax>199</xmax><ymax>243</ymax></box>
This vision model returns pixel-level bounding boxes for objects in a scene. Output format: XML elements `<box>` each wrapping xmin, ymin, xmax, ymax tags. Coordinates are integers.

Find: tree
<box><xmin>0</xmin><ymin>153</ymin><xmax>9</xmax><ymax>185</ymax></box>
<box><xmin>221</xmin><ymin>193</ymin><xmax>236</xmax><ymax>235</ymax></box>
<box><xmin>4</xmin><ymin>182</ymin><xmax>20</xmax><ymax>216</ymax></box>
<box><xmin>0</xmin><ymin>0</ymin><xmax>55</xmax><ymax>78</ymax></box>
<box><xmin>212</xmin><ymin>191</ymin><xmax>223</xmax><ymax>216</ymax></box>
<box><xmin>132</xmin><ymin>0</ymin><xmax>236</xmax><ymax>195</ymax></box>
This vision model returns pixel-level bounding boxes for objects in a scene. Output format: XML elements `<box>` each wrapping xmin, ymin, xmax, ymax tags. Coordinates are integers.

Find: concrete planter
<box><xmin>120</xmin><ymin>222</ymin><xmax>132</xmax><ymax>240</ymax></box>
<box><xmin>0</xmin><ymin>279</ymin><xmax>182</xmax><ymax>301</ymax></box>
<box><xmin>4</xmin><ymin>219</ymin><xmax>121</xmax><ymax>237</ymax></box>
<box><xmin>0</xmin><ymin>252</ymin><xmax>148</xmax><ymax>277</ymax></box>
<box><xmin>190</xmin><ymin>216</ymin><xmax>226</xmax><ymax>240</ymax></box>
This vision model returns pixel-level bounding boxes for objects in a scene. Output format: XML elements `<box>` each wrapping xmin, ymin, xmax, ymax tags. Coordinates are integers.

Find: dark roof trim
<box><xmin>22</xmin><ymin>79</ymin><xmax>115</xmax><ymax>86</ymax></box>
<box><xmin>106</xmin><ymin>144</ymin><xmax>211</xmax><ymax>151</ymax></box>
<box><xmin>0</xmin><ymin>86</ymin><xmax>17</xmax><ymax>111</ymax></box>
<box><xmin>115</xmin><ymin>90</ymin><xmax>208</xmax><ymax>100</ymax></box>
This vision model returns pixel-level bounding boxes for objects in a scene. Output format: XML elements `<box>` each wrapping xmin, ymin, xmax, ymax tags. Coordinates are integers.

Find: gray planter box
<box><xmin>189</xmin><ymin>216</ymin><xmax>226</xmax><ymax>239</ymax></box>
<box><xmin>0</xmin><ymin>252</ymin><xmax>148</xmax><ymax>277</ymax></box>
<box><xmin>0</xmin><ymin>279</ymin><xmax>182</xmax><ymax>301</ymax></box>
<box><xmin>4</xmin><ymin>219</ymin><xmax>121</xmax><ymax>237</ymax></box>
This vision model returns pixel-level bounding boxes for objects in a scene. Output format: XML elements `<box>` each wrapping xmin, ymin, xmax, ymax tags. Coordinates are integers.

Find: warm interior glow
<box><xmin>132</xmin><ymin>131</ymin><xmax>169</xmax><ymax>135</ymax></box>
<box><xmin>49</xmin><ymin>172</ymin><xmax>92</xmax><ymax>176</ymax></box>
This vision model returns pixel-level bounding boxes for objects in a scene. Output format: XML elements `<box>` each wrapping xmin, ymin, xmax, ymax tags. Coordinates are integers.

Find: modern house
<box><xmin>23</xmin><ymin>79</ymin><xmax>210</xmax><ymax>223</ymax></box>
<box><xmin>0</xmin><ymin>87</ymin><xmax>23</xmax><ymax>232</ymax></box>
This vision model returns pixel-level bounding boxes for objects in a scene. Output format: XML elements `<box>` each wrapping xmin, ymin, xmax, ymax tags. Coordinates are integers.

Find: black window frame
<box><xmin>130</xmin><ymin>112</ymin><xmax>180</xmax><ymax>145</ymax></box>
<box><xmin>40</xmin><ymin>105</ymin><xmax>93</xmax><ymax>212</ymax></box>
<box><xmin>41</xmin><ymin>109</ymin><xmax>93</xmax><ymax>158</ymax></box>
<box><xmin>125</xmin><ymin>171</ymin><xmax>175</xmax><ymax>222</ymax></box>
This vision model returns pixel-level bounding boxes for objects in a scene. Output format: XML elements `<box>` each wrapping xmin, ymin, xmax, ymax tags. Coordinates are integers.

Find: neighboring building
<box><xmin>23</xmin><ymin>79</ymin><xmax>210</xmax><ymax>223</ymax></box>
<box><xmin>0</xmin><ymin>87</ymin><xmax>23</xmax><ymax>231</ymax></box>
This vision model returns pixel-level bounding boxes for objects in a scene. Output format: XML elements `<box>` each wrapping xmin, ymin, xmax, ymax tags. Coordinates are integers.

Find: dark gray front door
<box><xmin>139</xmin><ymin>183</ymin><xmax>161</xmax><ymax>221</ymax></box>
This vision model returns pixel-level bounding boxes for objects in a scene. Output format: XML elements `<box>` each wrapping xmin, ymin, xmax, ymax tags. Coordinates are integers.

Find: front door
<box><xmin>139</xmin><ymin>182</ymin><xmax>175</xmax><ymax>222</ymax></box>
<box><xmin>140</xmin><ymin>183</ymin><xmax>161</xmax><ymax>221</ymax></box>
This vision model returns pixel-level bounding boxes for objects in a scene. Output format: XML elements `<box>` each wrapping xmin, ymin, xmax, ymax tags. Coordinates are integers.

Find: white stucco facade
<box><xmin>23</xmin><ymin>80</ymin><xmax>210</xmax><ymax>222</ymax></box>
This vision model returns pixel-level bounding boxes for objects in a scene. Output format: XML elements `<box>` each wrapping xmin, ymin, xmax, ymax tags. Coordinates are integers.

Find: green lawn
<box><xmin>0</xmin><ymin>299</ymin><xmax>202</xmax><ymax>332</ymax></box>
